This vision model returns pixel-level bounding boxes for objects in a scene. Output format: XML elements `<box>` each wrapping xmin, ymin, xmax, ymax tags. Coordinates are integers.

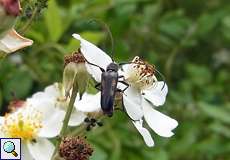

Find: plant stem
<box><xmin>51</xmin><ymin>76</ymin><xmax>78</xmax><ymax>160</ymax></box>
<box><xmin>19</xmin><ymin>7</ymin><xmax>38</xmax><ymax>34</ymax></box>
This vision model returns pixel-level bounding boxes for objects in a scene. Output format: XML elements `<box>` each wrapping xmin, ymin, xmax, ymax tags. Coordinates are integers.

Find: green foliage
<box><xmin>1</xmin><ymin>0</ymin><xmax>230</xmax><ymax>159</ymax></box>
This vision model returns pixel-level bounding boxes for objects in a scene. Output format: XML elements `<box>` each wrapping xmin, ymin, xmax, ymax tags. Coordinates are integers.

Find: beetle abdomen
<box><xmin>101</xmin><ymin>95</ymin><xmax>114</xmax><ymax>117</ymax></box>
<box><xmin>101</xmin><ymin>71</ymin><xmax>118</xmax><ymax>117</ymax></box>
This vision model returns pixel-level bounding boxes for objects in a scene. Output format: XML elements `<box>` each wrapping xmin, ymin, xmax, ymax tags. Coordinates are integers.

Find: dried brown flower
<box><xmin>64</xmin><ymin>49</ymin><xmax>86</xmax><ymax>67</ymax></box>
<box><xmin>59</xmin><ymin>136</ymin><xmax>93</xmax><ymax>160</ymax></box>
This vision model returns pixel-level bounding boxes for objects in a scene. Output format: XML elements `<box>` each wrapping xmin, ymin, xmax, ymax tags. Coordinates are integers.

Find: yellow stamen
<box><xmin>1</xmin><ymin>106</ymin><xmax>42</xmax><ymax>142</ymax></box>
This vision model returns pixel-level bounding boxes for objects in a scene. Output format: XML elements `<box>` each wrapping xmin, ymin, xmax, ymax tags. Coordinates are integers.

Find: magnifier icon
<box><xmin>3</xmin><ymin>141</ymin><xmax>18</xmax><ymax>157</ymax></box>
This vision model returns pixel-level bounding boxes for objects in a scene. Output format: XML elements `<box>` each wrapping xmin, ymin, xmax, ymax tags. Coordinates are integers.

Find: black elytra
<box><xmin>92</xmin><ymin>62</ymin><xmax>129</xmax><ymax>117</ymax></box>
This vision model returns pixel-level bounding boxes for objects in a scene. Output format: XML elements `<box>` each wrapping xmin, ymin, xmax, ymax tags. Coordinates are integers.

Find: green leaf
<box><xmin>186</xmin><ymin>64</ymin><xmax>211</xmax><ymax>86</ymax></box>
<box><xmin>143</xmin><ymin>150</ymin><xmax>169</xmax><ymax>160</ymax></box>
<box><xmin>90</xmin><ymin>144</ymin><xmax>107</xmax><ymax>160</ymax></box>
<box><xmin>44</xmin><ymin>0</ymin><xmax>63</xmax><ymax>42</ymax></box>
<box><xmin>199</xmin><ymin>102</ymin><xmax>230</xmax><ymax>124</ymax></box>
<box><xmin>3</xmin><ymin>70</ymin><xmax>33</xmax><ymax>101</ymax></box>
<box><xmin>209</xmin><ymin>122</ymin><xmax>230</xmax><ymax>138</ymax></box>
<box><xmin>158</xmin><ymin>10</ymin><xmax>191</xmax><ymax>40</ymax></box>
<box><xmin>196</xmin><ymin>14</ymin><xmax>219</xmax><ymax>37</ymax></box>
<box><xmin>0</xmin><ymin>89</ymin><xmax>2</xmax><ymax>111</ymax></box>
<box><xmin>222</xmin><ymin>16</ymin><xmax>230</xmax><ymax>41</ymax></box>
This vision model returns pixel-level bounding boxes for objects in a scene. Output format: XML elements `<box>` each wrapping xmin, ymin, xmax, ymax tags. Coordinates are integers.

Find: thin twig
<box><xmin>19</xmin><ymin>7</ymin><xmax>38</xmax><ymax>34</ymax></box>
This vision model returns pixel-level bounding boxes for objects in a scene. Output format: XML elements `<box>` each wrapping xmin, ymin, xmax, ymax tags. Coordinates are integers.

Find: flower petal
<box><xmin>75</xmin><ymin>92</ymin><xmax>101</xmax><ymax>112</ymax></box>
<box><xmin>27</xmin><ymin>138</ymin><xmax>54</xmax><ymax>160</ymax></box>
<box><xmin>27</xmin><ymin>92</ymin><xmax>49</xmax><ymax>107</ymax></box>
<box><xmin>44</xmin><ymin>83</ymin><xmax>61</xmax><ymax>99</ymax></box>
<box><xmin>0</xmin><ymin>29</ymin><xmax>33</xmax><ymax>53</ymax></box>
<box><xmin>0</xmin><ymin>116</ymin><xmax>4</xmax><ymax>137</ymax></box>
<box><xmin>120</xmin><ymin>64</ymin><xmax>132</xmax><ymax>78</ymax></box>
<box><xmin>38</xmin><ymin>101</ymin><xmax>65</xmax><ymax>138</ymax></box>
<box><xmin>142</xmin><ymin>99</ymin><xmax>178</xmax><ymax>137</ymax></box>
<box><xmin>28</xmin><ymin>83</ymin><xmax>60</xmax><ymax>102</ymax></box>
<box><xmin>21</xmin><ymin>144</ymin><xmax>33</xmax><ymax>160</ymax></box>
<box><xmin>132</xmin><ymin>120</ymin><xmax>154</xmax><ymax>147</ymax></box>
<box><xmin>85</xmin><ymin>63</ymin><xmax>102</xmax><ymax>82</ymax></box>
<box><xmin>124</xmin><ymin>86</ymin><xmax>142</xmax><ymax>104</ymax></box>
<box><xmin>0</xmin><ymin>116</ymin><xmax>4</xmax><ymax>124</ymax></box>
<box><xmin>123</xmin><ymin>87</ymin><xmax>143</xmax><ymax>120</ymax></box>
<box><xmin>72</xmin><ymin>34</ymin><xmax>112</xmax><ymax>69</ymax></box>
<box><xmin>68</xmin><ymin>109</ymin><xmax>87</xmax><ymax>126</ymax></box>
<box><xmin>72</xmin><ymin>33</ymin><xmax>112</xmax><ymax>82</ymax></box>
<box><xmin>143</xmin><ymin>81</ymin><xmax>168</xmax><ymax>106</ymax></box>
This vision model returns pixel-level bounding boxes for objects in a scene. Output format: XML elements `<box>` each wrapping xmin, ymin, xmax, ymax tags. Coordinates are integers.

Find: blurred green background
<box><xmin>1</xmin><ymin>0</ymin><xmax>230</xmax><ymax>159</ymax></box>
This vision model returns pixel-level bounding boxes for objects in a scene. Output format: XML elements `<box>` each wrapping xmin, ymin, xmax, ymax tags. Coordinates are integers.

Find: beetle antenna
<box><xmin>84</xmin><ymin>58</ymin><xmax>105</xmax><ymax>72</ymax></box>
<box><xmin>88</xmin><ymin>19</ymin><xmax>115</xmax><ymax>61</ymax></box>
<box><xmin>154</xmin><ymin>68</ymin><xmax>166</xmax><ymax>90</ymax></box>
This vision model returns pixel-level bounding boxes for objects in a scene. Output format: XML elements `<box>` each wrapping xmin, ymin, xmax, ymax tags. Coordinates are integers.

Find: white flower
<box><xmin>72</xmin><ymin>33</ymin><xmax>178</xmax><ymax>147</ymax></box>
<box><xmin>27</xmin><ymin>83</ymin><xmax>87</xmax><ymax>126</ymax></box>
<box><xmin>0</xmin><ymin>29</ymin><xmax>33</xmax><ymax>54</ymax></box>
<box><xmin>0</xmin><ymin>102</ymin><xmax>64</xmax><ymax>160</ymax></box>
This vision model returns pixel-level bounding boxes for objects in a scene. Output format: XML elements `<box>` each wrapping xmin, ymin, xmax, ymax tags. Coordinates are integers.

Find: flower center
<box><xmin>1</xmin><ymin>106</ymin><xmax>42</xmax><ymax>142</ymax></box>
<box><xmin>125</xmin><ymin>56</ymin><xmax>157</xmax><ymax>90</ymax></box>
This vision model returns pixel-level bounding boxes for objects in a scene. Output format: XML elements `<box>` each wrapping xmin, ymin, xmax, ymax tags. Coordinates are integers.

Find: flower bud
<box><xmin>8</xmin><ymin>100</ymin><xmax>26</xmax><ymax>112</ymax></box>
<box><xmin>59</xmin><ymin>136</ymin><xmax>93</xmax><ymax>160</ymax></box>
<box><xmin>0</xmin><ymin>0</ymin><xmax>21</xmax><ymax>37</ymax></box>
<box><xmin>63</xmin><ymin>50</ymin><xmax>89</xmax><ymax>98</ymax></box>
<box><xmin>0</xmin><ymin>29</ymin><xmax>33</xmax><ymax>57</ymax></box>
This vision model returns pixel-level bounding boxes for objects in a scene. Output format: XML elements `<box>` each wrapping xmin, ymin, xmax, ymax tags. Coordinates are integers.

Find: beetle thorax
<box><xmin>106</xmin><ymin>63</ymin><xmax>118</xmax><ymax>72</ymax></box>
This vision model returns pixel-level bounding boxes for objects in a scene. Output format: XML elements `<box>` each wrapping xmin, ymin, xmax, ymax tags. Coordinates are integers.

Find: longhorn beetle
<box><xmin>76</xmin><ymin>20</ymin><xmax>165</xmax><ymax>118</ymax></box>
<box><xmin>85</xmin><ymin>56</ymin><xmax>129</xmax><ymax>117</ymax></box>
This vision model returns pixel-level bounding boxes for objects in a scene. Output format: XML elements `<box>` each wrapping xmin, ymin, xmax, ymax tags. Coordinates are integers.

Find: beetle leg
<box><xmin>95</xmin><ymin>83</ymin><xmax>101</xmax><ymax>91</ymax></box>
<box><xmin>118</xmin><ymin>81</ymin><xmax>129</xmax><ymax>92</ymax></box>
<box><xmin>118</xmin><ymin>75</ymin><xmax>127</xmax><ymax>81</ymax></box>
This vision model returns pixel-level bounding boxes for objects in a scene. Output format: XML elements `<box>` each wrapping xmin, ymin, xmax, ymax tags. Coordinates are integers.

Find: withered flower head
<box><xmin>63</xmin><ymin>50</ymin><xmax>89</xmax><ymax>98</ymax></box>
<box><xmin>64</xmin><ymin>49</ymin><xmax>86</xmax><ymax>67</ymax></box>
<box><xmin>59</xmin><ymin>136</ymin><xmax>93</xmax><ymax>160</ymax></box>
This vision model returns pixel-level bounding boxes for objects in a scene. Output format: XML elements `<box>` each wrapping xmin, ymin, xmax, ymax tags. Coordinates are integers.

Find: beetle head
<box><xmin>106</xmin><ymin>63</ymin><xmax>118</xmax><ymax>72</ymax></box>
